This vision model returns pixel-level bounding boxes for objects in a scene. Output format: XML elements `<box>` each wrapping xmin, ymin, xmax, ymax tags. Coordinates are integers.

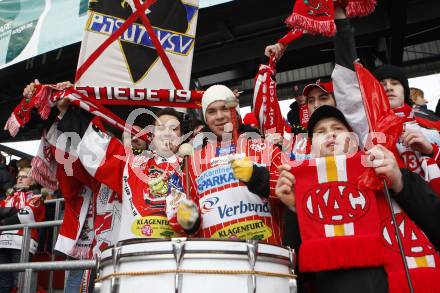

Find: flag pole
<box><xmin>354</xmin><ymin>61</ymin><xmax>414</xmax><ymax>293</ymax></box>
<box><xmin>382</xmin><ymin>179</ymin><xmax>414</xmax><ymax>293</ymax></box>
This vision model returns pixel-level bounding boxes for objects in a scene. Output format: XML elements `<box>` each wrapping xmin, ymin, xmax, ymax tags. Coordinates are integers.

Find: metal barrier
<box><xmin>0</xmin><ymin>198</ymin><xmax>96</xmax><ymax>293</ymax></box>
<box><xmin>0</xmin><ymin>220</ymin><xmax>63</xmax><ymax>293</ymax></box>
<box><xmin>0</xmin><ymin>260</ymin><xmax>96</xmax><ymax>293</ymax></box>
<box><xmin>42</xmin><ymin>198</ymin><xmax>64</xmax><ymax>293</ymax></box>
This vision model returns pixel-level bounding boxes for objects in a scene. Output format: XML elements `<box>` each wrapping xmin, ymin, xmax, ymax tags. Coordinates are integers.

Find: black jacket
<box><xmin>392</xmin><ymin>169</ymin><xmax>440</xmax><ymax>248</ymax></box>
<box><xmin>287</xmin><ymin>101</ymin><xmax>300</xmax><ymax>127</ymax></box>
<box><xmin>436</xmin><ymin>100</ymin><xmax>440</xmax><ymax>117</ymax></box>
<box><xmin>0</xmin><ymin>164</ymin><xmax>15</xmax><ymax>198</ymax></box>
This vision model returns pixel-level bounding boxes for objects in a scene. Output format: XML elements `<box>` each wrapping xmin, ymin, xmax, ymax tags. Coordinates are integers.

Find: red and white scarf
<box><xmin>293</xmin><ymin>153</ymin><xmax>440</xmax><ymax>292</ymax></box>
<box><xmin>393</xmin><ymin>104</ymin><xmax>415</xmax><ymax>123</ymax></box>
<box><xmin>299</xmin><ymin>104</ymin><xmax>310</xmax><ymax>128</ymax></box>
<box><xmin>4</xmin><ymin>85</ymin><xmax>202</xmax><ymax>139</ymax></box>
<box><xmin>30</xmin><ymin>128</ymin><xmax>59</xmax><ymax>191</ymax></box>
<box><xmin>292</xmin><ymin>153</ymin><xmax>384</xmax><ymax>272</ymax></box>
<box><xmin>377</xmin><ymin>197</ymin><xmax>440</xmax><ymax>293</ymax></box>
<box><xmin>285</xmin><ymin>0</ymin><xmax>376</xmax><ymax>37</ymax></box>
<box><xmin>253</xmin><ymin>58</ymin><xmax>290</xmax><ymax>136</ymax></box>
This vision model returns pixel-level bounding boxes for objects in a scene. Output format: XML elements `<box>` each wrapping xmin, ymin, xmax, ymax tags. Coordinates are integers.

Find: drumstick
<box><xmin>178</xmin><ymin>143</ymin><xmax>193</xmax><ymax>197</ymax></box>
<box><xmin>225</xmin><ymin>95</ymin><xmax>239</xmax><ymax>143</ymax></box>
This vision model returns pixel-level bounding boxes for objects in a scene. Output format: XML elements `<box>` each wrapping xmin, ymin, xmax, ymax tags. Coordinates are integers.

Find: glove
<box><xmin>231</xmin><ymin>156</ymin><xmax>254</xmax><ymax>182</ymax></box>
<box><xmin>177</xmin><ymin>199</ymin><xmax>199</xmax><ymax>230</ymax></box>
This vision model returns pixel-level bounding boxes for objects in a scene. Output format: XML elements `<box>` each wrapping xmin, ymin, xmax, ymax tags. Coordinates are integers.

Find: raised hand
<box><xmin>275</xmin><ymin>164</ymin><xmax>297</xmax><ymax>212</ymax></box>
<box><xmin>401</xmin><ymin>128</ymin><xmax>433</xmax><ymax>155</ymax></box>
<box><xmin>264</xmin><ymin>43</ymin><xmax>286</xmax><ymax>60</ymax></box>
<box><xmin>23</xmin><ymin>79</ymin><xmax>40</xmax><ymax>98</ymax></box>
<box><xmin>366</xmin><ymin>145</ymin><xmax>403</xmax><ymax>193</ymax></box>
<box><xmin>231</xmin><ymin>156</ymin><xmax>254</xmax><ymax>183</ymax></box>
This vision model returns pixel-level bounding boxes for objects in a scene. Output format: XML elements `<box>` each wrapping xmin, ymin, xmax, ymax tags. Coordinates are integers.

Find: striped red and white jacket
<box><xmin>0</xmin><ymin>190</ymin><xmax>45</xmax><ymax>254</ymax></box>
<box><xmin>187</xmin><ymin>134</ymin><xmax>283</xmax><ymax>244</ymax></box>
<box><xmin>41</xmin><ymin>121</ymin><xmax>102</xmax><ymax>259</ymax></box>
<box><xmin>75</xmin><ymin>120</ymin><xmax>187</xmax><ymax>241</ymax></box>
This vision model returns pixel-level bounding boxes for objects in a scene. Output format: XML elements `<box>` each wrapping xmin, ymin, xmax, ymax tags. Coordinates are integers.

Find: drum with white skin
<box><xmin>95</xmin><ymin>238</ymin><xmax>297</xmax><ymax>293</ymax></box>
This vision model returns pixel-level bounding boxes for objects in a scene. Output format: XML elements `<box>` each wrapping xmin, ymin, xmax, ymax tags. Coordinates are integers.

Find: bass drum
<box><xmin>95</xmin><ymin>238</ymin><xmax>296</xmax><ymax>293</ymax></box>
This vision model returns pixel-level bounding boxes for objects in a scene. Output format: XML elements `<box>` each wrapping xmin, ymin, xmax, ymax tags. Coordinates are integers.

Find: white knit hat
<box><xmin>202</xmin><ymin>85</ymin><xmax>240</xmax><ymax>120</ymax></box>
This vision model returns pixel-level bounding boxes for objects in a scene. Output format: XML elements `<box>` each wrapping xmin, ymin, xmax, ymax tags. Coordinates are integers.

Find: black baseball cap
<box><xmin>307</xmin><ymin>105</ymin><xmax>351</xmax><ymax>138</ymax></box>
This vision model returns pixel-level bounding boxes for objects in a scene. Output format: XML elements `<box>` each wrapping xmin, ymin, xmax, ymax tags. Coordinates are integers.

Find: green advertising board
<box><xmin>0</xmin><ymin>0</ymin><xmax>91</xmax><ymax>69</ymax></box>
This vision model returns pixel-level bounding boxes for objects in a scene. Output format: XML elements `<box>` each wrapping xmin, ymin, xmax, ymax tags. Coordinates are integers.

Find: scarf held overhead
<box><xmin>4</xmin><ymin>85</ymin><xmax>203</xmax><ymax>138</ymax></box>
<box><xmin>253</xmin><ymin>58</ymin><xmax>290</xmax><ymax>136</ymax></box>
<box><xmin>285</xmin><ymin>0</ymin><xmax>376</xmax><ymax>37</ymax></box>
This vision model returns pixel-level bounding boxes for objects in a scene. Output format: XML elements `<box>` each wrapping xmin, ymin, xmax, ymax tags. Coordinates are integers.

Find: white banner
<box><xmin>75</xmin><ymin>0</ymin><xmax>199</xmax><ymax>90</ymax></box>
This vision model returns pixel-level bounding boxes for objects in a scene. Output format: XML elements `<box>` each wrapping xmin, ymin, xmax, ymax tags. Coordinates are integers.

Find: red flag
<box><xmin>354</xmin><ymin>62</ymin><xmax>404</xmax><ymax>189</ymax></box>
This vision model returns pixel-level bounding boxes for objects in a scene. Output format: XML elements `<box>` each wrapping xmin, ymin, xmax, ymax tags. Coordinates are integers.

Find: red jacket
<box><xmin>0</xmin><ymin>190</ymin><xmax>45</xmax><ymax>254</ymax></box>
<box><xmin>74</xmin><ymin>119</ymin><xmax>188</xmax><ymax>241</ymax></box>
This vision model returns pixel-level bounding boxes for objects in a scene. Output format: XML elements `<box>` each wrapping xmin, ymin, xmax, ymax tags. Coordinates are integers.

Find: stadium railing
<box><xmin>0</xmin><ymin>198</ymin><xmax>96</xmax><ymax>293</ymax></box>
